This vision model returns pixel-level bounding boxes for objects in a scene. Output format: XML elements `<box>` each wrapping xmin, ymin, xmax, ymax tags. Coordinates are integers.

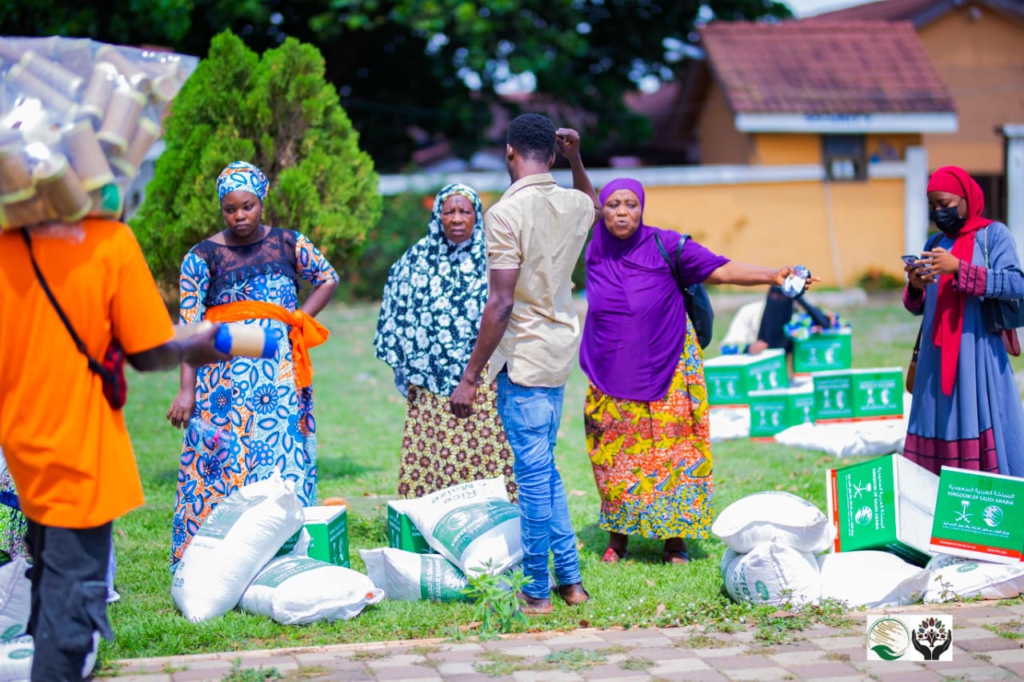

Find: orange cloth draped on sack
<box><xmin>205</xmin><ymin>301</ymin><xmax>329</xmax><ymax>388</ymax></box>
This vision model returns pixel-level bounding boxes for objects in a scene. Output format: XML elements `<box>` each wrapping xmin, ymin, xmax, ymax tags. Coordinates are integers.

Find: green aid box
<box><xmin>276</xmin><ymin>505</ymin><xmax>350</xmax><ymax>567</ymax></box>
<box><xmin>304</xmin><ymin>506</ymin><xmax>349</xmax><ymax>567</ymax></box>
<box><xmin>851</xmin><ymin>368</ymin><xmax>903</xmax><ymax>419</ymax></box>
<box><xmin>826</xmin><ymin>454</ymin><xmax>938</xmax><ymax>566</ymax></box>
<box><xmin>793</xmin><ymin>330</ymin><xmax>852</xmax><ymax>374</ymax></box>
<box><xmin>929</xmin><ymin>467</ymin><xmax>1024</xmax><ymax>564</ymax></box>
<box><xmin>814</xmin><ymin>368</ymin><xmax>904</xmax><ymax>422</ymax></box>
<box><xmin>704</xmin><ymin>349</ymin><xmax>789</xmax><ymax>406</ymax></box>
<box><xmin>387</xmin><ymin>500</ymin><xmax>433</xmax><ymax>554</ymax></box>
<box><xmin>747</xmin><ymin>350</ymin><xmax>789</xmax><ymax>393</ymax></box>
<box><xmin>748</xmin><ymin>385</ymin><xmax>816</xmax><ymax>438</ymax></box>
<box><xmin>812</xmin><ymin>371</ymin><xmax>855</xmax><ymax>421</ymax></box>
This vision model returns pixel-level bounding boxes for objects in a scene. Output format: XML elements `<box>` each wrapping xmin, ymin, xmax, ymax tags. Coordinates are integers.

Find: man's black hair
<box><xmin>507</xmin><ymin>113</ymin><xmax>556</xmax><ymax>162</ymax></box>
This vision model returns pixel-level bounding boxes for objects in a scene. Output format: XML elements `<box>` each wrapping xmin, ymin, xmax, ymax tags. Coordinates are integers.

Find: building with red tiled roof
<box><xmin>680</xmin><ymin>20</ymin><xmax>956</xmax><ymax>182</ymax></box>
<box><xmin>594</xmin><ymin>19</ymin><xmax>959</xmax><ymax>285</ymax></box>
<box><xmin>700</xmin><ymin>21</ymin><xmax>955</xmax><ymax>121</ymax></box>
<box><xmin>806</xmin><ymin>0</ymin><xmax>1022</xmax><ymax>26</ymax></box>
<box><xmin>807</xmin><ymin>0</ymin><xmax>1024</xmax><ymax>221</ymax></box>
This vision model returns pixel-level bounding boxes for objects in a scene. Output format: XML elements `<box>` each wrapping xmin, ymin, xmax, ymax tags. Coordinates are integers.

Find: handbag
<box><xmin>654</xmin><ymin>232</ymin><xmax>714</xmax><ymax>349</ymax></box>
<box><xmin>980</xmin><ymin>227</ymin><xmax>1024</xmax><ymax>349</ymax></box>
<box><xmin>21</xmin><ymin>230</ymin><xmax>128</xmax><ymax>409</ymax></box>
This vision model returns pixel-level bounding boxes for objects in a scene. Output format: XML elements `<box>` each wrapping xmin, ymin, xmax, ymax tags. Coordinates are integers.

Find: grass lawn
<box><xmin>99</xmin><ymin>293</ymin><xmax>1021</xmax><ymax>666</ymax></box>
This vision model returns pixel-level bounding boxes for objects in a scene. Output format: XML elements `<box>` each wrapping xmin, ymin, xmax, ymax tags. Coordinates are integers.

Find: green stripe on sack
<box><xmin>199</xmin><ymin>495</ymin><xmax>268</xmax><ymax>540</ymax></box>
<box><xmin>3</xmin><ymin>637</ymin><xmax>32</xmax><ymax>660</ymax></box>
<box><xmin>252</xmin><ymin>557</ymin><xmax>321</xmax><ymax>588</ymax></box>
<box><xmin>0</xmin><ymin>624</ymin><xmax>23</xmax><ymax>641</ymax></box>
<box><xmin>418</xmin><ymin>555</ymin><xmax>468</xmax><ymax>602</ymax></box>
<box><xmin>432</xmin><ymin>501</ymin><xmax>518</xmax><ymax>556</ymax></box>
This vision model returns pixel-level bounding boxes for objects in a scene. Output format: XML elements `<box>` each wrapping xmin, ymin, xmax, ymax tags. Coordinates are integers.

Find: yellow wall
<box><xmin>697</xmin><ymin>81</ymin><xmax>754</xmax><ymax>165</ymax></box>
<box><xmin>752</xmin><ymin>134</ymin><xmax>820</xmax><ymax>165</ymax></box>
<box><xmin>919</xmin><ymin>5</ymin><xmax>1024</xmax><ymax>173</ymax></box>
<box><xmin>749</xmin><ymin>133</ymin><xmax>923</xmax><ymax>165</ymax></box>
<box><xmin>705</xmin><ymin>128</ymin><xmax>922</xmax><ymax>167</ymax></box>
<box><xmin>640</xmin><ymin>177</ymin><xmax>906</xmax><ymax>287</ymax></box>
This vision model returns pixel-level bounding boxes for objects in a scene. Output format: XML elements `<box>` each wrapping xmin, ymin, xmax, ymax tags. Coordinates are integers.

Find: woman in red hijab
<box><xmin>903</xmin><ymin>166</ymin><xmax>1024</xmax><ymax>477</ymax></box>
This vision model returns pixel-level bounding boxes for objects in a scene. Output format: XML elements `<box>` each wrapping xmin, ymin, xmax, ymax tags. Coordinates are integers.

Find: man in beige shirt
<box><xmin>450</xmin><ymin>113</ymin><xmax>599</xmax><ymax>614</ymax></box>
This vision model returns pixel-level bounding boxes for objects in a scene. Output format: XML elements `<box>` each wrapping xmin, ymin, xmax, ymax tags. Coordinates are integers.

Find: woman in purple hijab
<box><xmin>581</xmin><ymin>178</ymin><xmax>807</xmax><ymax>564</ymax></box>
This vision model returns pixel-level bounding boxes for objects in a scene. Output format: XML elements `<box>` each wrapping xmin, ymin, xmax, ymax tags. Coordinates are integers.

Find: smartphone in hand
<box><xmin>901</xmin><ymin>255</ymin><xmax>921</xmax><ymax>267</ymax></box>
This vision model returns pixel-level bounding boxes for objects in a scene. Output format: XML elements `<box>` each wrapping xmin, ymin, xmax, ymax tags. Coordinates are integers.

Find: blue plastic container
<box><xmin>213</xmin><ymin>324</ymin><xmax>277</xmax><ymax>359</ymax></box>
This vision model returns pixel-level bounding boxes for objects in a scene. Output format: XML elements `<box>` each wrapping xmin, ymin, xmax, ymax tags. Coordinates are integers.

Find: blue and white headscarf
<box><xmin>216</xmin><ymin>161</ymin><xmax>269</xmax><ymax>201</ymax></box>
<box><xmin>374</xmin><ymin>184</ymin><xmax>488</xmax><ymax>397</ymax></box>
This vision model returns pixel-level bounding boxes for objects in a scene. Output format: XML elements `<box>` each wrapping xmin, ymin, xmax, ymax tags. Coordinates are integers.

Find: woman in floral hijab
<box><xmin>375</xmin><ymin>184</ymin><xmax>516</xmax><ymax>499</ymax></box>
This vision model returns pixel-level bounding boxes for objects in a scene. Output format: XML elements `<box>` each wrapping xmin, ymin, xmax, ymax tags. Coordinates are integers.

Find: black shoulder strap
<box><xmin>925</xmin><ymin>232</ymin><xmax>943</xmax><ymax>252</ymax></box>
<box><xmin>21</xmin><ymin>230</ymin><xmax>104</xmax><ymax>375</ymax></box>
<box><xmin>653</xmin><ymin>231</ymin><xmax>667</xmax><ymax>255</ymax></box>
<box><xmin>675</xmin><ymin>234</ymin><xmax>690</xmax><ymax>272</ymax></box>
<box><xmin>654</xmin><ymin>232</ymin><xmax>677</xmax><ymax>283</ymax></box>
<box><xmin>653</xmin><ymin>232</ymin><xmax>671</xmax><ymax>269</ymax></box>
<box><xmin>655</xmin><ymin>232</ymin><xmax>689</xmax><ymax>288</ymax></box>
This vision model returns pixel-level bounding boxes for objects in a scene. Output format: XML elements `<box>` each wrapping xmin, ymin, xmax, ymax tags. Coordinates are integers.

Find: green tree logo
<box><xmin>912</xmin><ymin>618</ymin><xmax>952</xmax><ymax>660</ymax></box>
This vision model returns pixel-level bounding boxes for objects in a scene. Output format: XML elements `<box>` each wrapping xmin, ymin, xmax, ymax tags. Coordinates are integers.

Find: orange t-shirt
<box><xmin>0</xmin><ymin>219</ymin><xmax>174</xmax><ymax>528</ymax></box>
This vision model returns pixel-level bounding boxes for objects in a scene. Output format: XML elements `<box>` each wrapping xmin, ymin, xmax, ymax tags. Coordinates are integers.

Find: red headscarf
<box><xmin>927</xmin><ymin>166</ymin><xmax>993</xmax><ymax>396</ymax></box>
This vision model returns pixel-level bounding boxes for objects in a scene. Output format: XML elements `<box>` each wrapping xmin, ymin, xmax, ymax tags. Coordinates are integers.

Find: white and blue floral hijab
<box><xmin>374</xmin><ymin>184</ymin><xmax>488</xmax><ymax>397</ymax></box>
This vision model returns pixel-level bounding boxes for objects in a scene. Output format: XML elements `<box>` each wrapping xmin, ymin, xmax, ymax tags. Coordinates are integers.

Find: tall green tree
<box><xmin>325</xmin><ymin>0</ymin><xmax>793</xmax><ymax>167</ymax></box>
<box><xmin>5</xmin><ymin>0</ymin><xmax>791</xmax><ymax>170</ymax></box>
<box><xmin>0</xmin><ymin>1</ymin><xmax>265</xmax><ymax>52</ymax></box>
<box><xmin>131</xmin><ymin>31</ymin><xmax>380</xmax><ymax>287</ymax></box>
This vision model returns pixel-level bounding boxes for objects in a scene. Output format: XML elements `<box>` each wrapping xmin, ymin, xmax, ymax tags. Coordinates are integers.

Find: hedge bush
<box><xmin>338</xmin><ymin>191</ymin><xmax>434</xmax><ymax>301</ymax></box>
<box><xmin>132</xmin><ymin>31</ymin><xmax>381</xmax><ymax>288</ymax></box>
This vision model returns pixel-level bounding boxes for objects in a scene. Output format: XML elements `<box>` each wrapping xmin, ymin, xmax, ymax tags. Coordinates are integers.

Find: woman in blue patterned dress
<box><xmin>166</xmin><ymin>161</ymin><xmax>338</xmax><ymax>568</ymax></box>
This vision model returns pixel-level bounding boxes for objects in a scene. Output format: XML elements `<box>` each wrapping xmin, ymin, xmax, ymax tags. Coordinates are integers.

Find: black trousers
<box><xmin>758</xmin><ymin>288</ymin><xmax>796</xmax><ymax>351</ymax></box>
<box><xmin>25</xmin><ymin>521</ymin><xmax>113</xmax><ymax>681</ymax></box>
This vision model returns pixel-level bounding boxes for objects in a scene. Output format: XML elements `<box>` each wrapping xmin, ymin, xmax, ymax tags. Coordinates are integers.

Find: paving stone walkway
<box><xmin>99</xmin><ymin>601</ymin><xmax>1024</xmax><ymax>682</ymax></box>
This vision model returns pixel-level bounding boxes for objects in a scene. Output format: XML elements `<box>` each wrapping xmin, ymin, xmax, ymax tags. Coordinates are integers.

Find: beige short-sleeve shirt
<box><xmin>484</xmin><ymin>173</ymin><xmax>597</xmax><ymax>387</ymax></box>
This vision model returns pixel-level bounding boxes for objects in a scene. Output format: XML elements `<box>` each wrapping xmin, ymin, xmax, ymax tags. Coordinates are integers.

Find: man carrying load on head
<box><xmin>0</xmin><ymin>218</ymin><xmax>225</xmax><ymax>681</ymax></box>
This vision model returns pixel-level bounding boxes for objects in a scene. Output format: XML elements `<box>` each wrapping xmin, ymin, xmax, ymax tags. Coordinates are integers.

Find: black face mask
<box><xmin>930</xmin><ymin>204</ymin><xmax>966</xmax><ymax>236</ymax></box>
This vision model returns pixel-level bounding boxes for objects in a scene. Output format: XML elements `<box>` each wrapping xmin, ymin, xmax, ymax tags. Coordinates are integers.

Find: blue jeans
<box><xmin>496</xmin><ymin>373</ymin><xmax>581</xmax><ymax>599</ymax></box>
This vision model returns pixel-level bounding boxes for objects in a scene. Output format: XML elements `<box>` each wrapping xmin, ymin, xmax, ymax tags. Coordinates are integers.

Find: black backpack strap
<box><xmin>21</xmin><ymin>230</ymin><xmax>107</xmax><ymax>377</ymax></box>
<box><xmin>675</xmin><ymin>234</ymin><xmax>690</xmax><ymax>280</ymax></box>
<box><xmin>655</xmin><ymin>232</ymin><xmax>687</xmax><ymax>291</ymax></box>
<box><xmin>653</xmin><ymin>231</ymin><xmax>670</xmax><ymax>265</ymax></box>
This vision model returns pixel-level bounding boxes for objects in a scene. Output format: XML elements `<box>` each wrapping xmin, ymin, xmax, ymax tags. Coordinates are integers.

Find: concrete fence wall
<box><xmin>379</xmin><ymin>150</ymin><xmax>931</xmax><ymax>288</ymax></box>
<box><xmin>125</xmin><ymin>145</ymin><xmax>937</xmax><ymax>288</ymax></box>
